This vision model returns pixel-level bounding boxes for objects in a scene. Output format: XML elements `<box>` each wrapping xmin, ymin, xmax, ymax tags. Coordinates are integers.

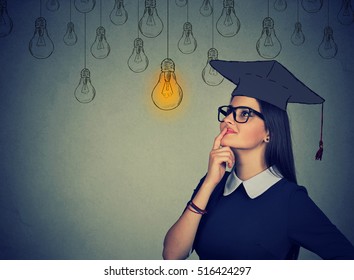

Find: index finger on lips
<box><xmin>213</xmin><ymin>128</ymin><xmax>227</xmax><ymax>150</ymax></box>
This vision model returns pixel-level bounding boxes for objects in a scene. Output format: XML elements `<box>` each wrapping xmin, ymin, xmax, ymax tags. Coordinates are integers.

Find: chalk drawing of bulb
<box><xmin>256</xmin><ymin>17</ymin><xmax>282</xmax><ymax>59</ymax></box>
<box><xmin>75</xmin><ymin>68</ymin><xmax>96</xmax><ymax>103</ymax></box>
<box><xmin>274</xmin><ymin>0</ymin><xmax>287</xmax><ymax>12</ymax></box>
<box><xmin>128</xmin><ymin>38</ymin><xmax>149</xmax><ymax>73</ymax></box>
<box><xmin>139</xmin><ymin>0</ymin><xmax>164</xmax><ymax>38</ymax></box>
<box><xmin>0</xmin><ymin>0</ymin><xmax>13</xmax><ymax>38</ymax></box>
<box><xmin>110</xmin><ymin>0</ymin><xmax>128</xmax><ymax>25</ymax></box>
<box><xmin>301</xmin><ymin>0</ymin><xmax>323</xmax><ymax>13</ymax></box>
<box><xmin>151</xmin><ymin>58</ymin><xmax>183</xmax><ymax>111</ymax></box>
<box><xmin>318</xmin><ymin>26</ymin><xmax>338</xmax><ymax>59</ymax></box>
<box><xmin>46</xmin><ymin>0</ymin><xmax>60</xmax><ymax>12</ymax></box>
<box><xmin>29</xmin><ymin>17</ymin><xmax>54</xmax><ymax>59</ymax></box>
<box><xmin>176</xmin><ymin>0</ymin><xmax>187</xmax><ymax>7</ymax></box>
<box><xmin>200</xmin><ymin>0</ymin><xmax>213</xmax><ymax>17</ymax></box>
<box><xmin>216</xmin><ymin>0</ymin><xmax>240</xmax><ymax>37</ymax></box>
<box><xmin>291</xmin><ymin>22</ymin><xmax>305</xmax><ymax>46</ymax></box>
<box><xmin>202</xmin><ymin>48</ymin><xmax>224</xmax><ymax>86</ymax></box>
<box><xmin>178</xmin><ymin>22</ymin><xmax>197</xmax><ymax>54</ymax></box>
<box><xmin>74</xmin><ymin>0</ymin><xmax>95</xmax><ymax>13</ymax></box>
<box><xmin>90</xmin><ymin>26</ymin><xmax>110</xmax><ymax>59</ymax></box>
<box><xmin>337</xmin><ymin>0</ymin><xmax>354</xmax><ymax>25</ymax></box>
<box><xmin>63</xmin><ymin>22</ymin><xmax>78</xmax><ymax>46</ymax></box>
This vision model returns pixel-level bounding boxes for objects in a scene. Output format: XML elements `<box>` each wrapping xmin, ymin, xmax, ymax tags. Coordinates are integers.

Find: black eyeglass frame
<box><xmin>218</xmin><ymin>105</ymin><xmax>265</xmax><ymax>123</ymax></box>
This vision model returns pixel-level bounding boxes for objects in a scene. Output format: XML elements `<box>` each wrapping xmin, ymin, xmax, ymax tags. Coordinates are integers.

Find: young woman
<box><xmin>162</xmin><ymin>60</ymin><xmax>354</xmax><ymax>260</ymax></box>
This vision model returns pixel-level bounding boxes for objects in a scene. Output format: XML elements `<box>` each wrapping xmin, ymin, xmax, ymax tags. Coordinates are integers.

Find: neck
<box><xmin>233</xmin><ymin>149</ymin><xmax>268</xmax><ymax>181</ymax></box>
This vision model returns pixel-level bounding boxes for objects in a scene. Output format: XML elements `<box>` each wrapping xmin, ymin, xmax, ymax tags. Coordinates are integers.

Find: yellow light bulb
<box><xmin>151</xmin><ymin>58</ymin><xmax>183</xmax><ymax>111</ymax></box>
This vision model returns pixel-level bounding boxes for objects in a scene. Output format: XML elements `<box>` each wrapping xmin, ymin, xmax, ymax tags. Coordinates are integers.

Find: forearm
<box><xmin>162</xmin><ymin>180</ymin><xmax>216</xmax><ymax>260</ymax></box>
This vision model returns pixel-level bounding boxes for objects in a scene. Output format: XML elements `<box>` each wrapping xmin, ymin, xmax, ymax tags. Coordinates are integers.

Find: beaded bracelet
<box><xmin>187</xmin><ymin>200</ymin><xmax>207</xmax><ymax>215</ymax></box>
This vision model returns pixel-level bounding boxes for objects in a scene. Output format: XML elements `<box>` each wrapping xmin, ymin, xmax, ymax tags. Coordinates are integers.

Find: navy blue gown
<box><xmin>191</xmin><ymin>173</ymin><xmax>354</xmax><ymax>260</ymax></box>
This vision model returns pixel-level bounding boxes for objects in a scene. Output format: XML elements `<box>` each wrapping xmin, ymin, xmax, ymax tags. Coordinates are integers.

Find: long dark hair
<box><xmin>259</xmin><ymin>100</ymin><xmax>297</xmax><ymax>184</ymax></box>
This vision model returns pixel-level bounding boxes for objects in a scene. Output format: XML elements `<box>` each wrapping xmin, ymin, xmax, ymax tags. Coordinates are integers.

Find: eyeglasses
<box><xmin>218</xmin><ymin>105</ymin><xmax>265</xmax><ymax>123</ymax></box>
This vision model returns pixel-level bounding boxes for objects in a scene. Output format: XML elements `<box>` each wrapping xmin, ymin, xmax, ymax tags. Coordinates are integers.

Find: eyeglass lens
<box><xmin>218</xmin><ymin>106</ymin><xmax>252</xmax><ymax>123</ymax></box>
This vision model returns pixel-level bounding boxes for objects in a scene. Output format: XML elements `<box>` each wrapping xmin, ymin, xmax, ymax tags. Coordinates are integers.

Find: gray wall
<box><xmin>1</xmin><ymin>0</ymin><xmax>354</xmax><ymax>259</ymax></box>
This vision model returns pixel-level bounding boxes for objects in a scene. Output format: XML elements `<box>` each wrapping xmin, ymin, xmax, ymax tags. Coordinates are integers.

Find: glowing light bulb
<box><xmin>301</xmin><ymin>0</ymin><xmax>323</xmax><ymax>13</ymax></box>
<box><xmin>127</xmin><ymin>38</ymin><xmax>149</xmax><ymax>73</ymax></box>
<box><xmin>74</xmin><ymin>0</ymin><xmax>95</xmax><ymax>13</ymax></box>
<box><xmin>151</xmin><ymin>58</ymin><xmax>183</xmax><ymax>111</ymax></box>
<box><xmin>337</xmin><ymin>0</ymin><xmax>354</xmax><ymax>25</ymax></box>
<box><xmin>202</xmin><ymin>48</ymin><xmax>224</xmax><ymax>86</ymax></box>
<box><xmin>29</xmin><ymin>17</ymin><xmax>54</xmax><ymax>59</ymax></box>
<box><xmin>216</xmin><ymin>0</ymin><xmax>240</xmax><ymax>37</ymax></box>
<box><xmin>90</xmin><ymin>26</ymin><xmax>110</xmax><ymax>59</ymax></box>
<box><xmin>110</xmin><ymin>0</ymin><xmax>128</xmax><ymax>25</ymax></box>
<box><xmin>139</xmin><ymin>0</ymin><xmax>163</xmax><ymax>38</ymax></box>
<box><xmin>274</xmin><ymin>0</ymin><xmax>287</xmax><ymax>11</ymax></box>
<box><xmin>63</xmin><ymin>22</ymin><xmax>78</xmax><ymax>46</ymax></box>
<box><xmin>256</xmin><ymin>17</ymin><xmax>282</xmax><ymax>59</ymax></box>
<box><xmin>75</xmin><ymin>68</ymin><xmax>96</xmax><ymax>103</ymax></box>
<box><xmin>318</xmin><ymin>26</ymin><xmax>338</xmax><ymax>59</ymax></box>
<box><xmin>0</xmin><ymin>0</ymin><xmax>13</xmax><ymax>38</ymax></box>
<box><xmin>178</xmin><ymin>22</ymin><xmax>197</xmax><ymax>54</ymax></box>
<box><xmin>46</xmin><ymin>0</ymin><xmax>60</xmax><ymax>12</ymax></box>
<box><xmin>176</xmin><ymin>0</ymin><xmax>187</xmax><ymax>7</ymax></box>
<box><xmin>199</xmin><ymin>0</ymin><xmax>213</xmax><ymax>17</ymax></box>
<box><xmin>291</xmin><ymin>22</ymin><xmax>305</xmax><ymax>46</ymax></box>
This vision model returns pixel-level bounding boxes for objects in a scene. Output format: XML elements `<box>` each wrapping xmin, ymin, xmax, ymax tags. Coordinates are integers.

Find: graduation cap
<box><xmin>210</xmin><ymin>59</ymin><xmax>325</xmax><ymax>160</ymax></box>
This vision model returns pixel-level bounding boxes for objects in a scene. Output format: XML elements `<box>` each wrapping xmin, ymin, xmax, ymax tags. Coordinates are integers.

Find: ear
<box><xmin>264</xmin><ymin>130</ymin><xmax>270</xmax><ymax>143</ymax></box>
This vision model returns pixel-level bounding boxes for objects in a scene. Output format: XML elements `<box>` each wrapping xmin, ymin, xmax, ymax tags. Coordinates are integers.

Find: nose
<box><xmin>223</xmin><ymin>112</ymin><xmax>235</xmax><ymax>125</ymax></box>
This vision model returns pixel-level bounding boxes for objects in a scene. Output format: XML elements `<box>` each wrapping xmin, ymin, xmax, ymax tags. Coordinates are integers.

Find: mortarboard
<box><xmin>209</xmin><ymin>59</ymin><xmax>325</xmax><ymax>160</ymax></box>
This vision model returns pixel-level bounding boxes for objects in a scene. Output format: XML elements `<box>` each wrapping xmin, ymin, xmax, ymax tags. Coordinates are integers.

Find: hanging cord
<box><xmin>267</xmin><ymin>0</ymin><xmax>270</xmax><ymax>17</ymax></box>
<box><xmin>100</xmin><ymin>0</ymin><xmax>102</xmax><ymax>26</ymax></box>
<box><xmin>40</xmin><ymin>0</ymin><xmax>42</xmax><ymax>17</ymax></box>
<box><xmin>137</xmin><ymin>0</ymin><xmax>140</xmax><ymax>38</ymax></box>
<box><xmin>187</xmin><ymin>0</ymin><xmax>189</xmax><ymax>22</ymax></box>
<box><xmin>315</xmin><ymin>103</ymin><xmax>324</xmax><ymax>160</ymax></box>
<box><xmin>84</xmin><ymin>13</ymin><xmax>87</xmax><ymax>68</ymax></box>
<box><xmin>167</xmin><ymin>0</ymin><xmax>170</xmax><ymax>58</ymax></box>
<box><xmin>296</xmin><ymin>0</ymin><xmax>299</xmax><ymax>22</ymax></box>
<box><xmin>327</xmin><ymin>0</ymin><xmax>330</xmax><ymax>26</ymax></box>
<box><xmin>211</xmin><ymin>0</ymin><xmax>214</xmax><ymax>48</ymax></box>
<box><xmin>69</xmin><ymin>0</ymin><xmax>72</xmax><ymax>21</ymax></box>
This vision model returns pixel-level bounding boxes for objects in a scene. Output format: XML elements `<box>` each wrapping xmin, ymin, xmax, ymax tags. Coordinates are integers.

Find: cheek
<box><xmin>245</xmin><ymin>125</ymin><xmax>267</xmax><ymax>142</ymax></box>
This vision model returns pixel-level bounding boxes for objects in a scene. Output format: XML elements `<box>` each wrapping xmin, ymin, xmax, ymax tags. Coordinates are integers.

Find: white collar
<box><xmin>223</xmin><ymin>166</ymin><xmax>283</xmax><ymax>199</ymax></box>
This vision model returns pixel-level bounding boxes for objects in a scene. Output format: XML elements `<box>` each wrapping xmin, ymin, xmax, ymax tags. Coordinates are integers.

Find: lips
<box><xmin>225</xmin><ymin>128</ymin><xmax>236</xmax><ymax>134</ymax></box>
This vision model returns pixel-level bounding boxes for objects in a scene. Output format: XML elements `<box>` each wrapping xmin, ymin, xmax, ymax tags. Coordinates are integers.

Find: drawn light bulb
<box><xmin>291</xmin><ymin>22</ymin><xmax>305</xmax><ymax>46</ymax></box>
<box><xmin>110</xmin><ymin>0</ymin><xmax>128</xmax><ymax>25</ymax></box>
<box><xmin>202</xmin><ymin>48</ymin><xmax>224</xmax><ymax>86</ymax></box>
<box><xmin>176</xmin><ymin>0</ymin><xmax>187</xmax><ymax>7</ymax></box>
<box><xmin>90</xmin><ymin>26</ymin><xmax>110</xmax><ymax>59</ymax></box>
<box><xmin>128</xmin><ymin>38</ymin><xmax>149</xmax><ymax>73</ymax></box>
<box><xmin>178</xmin><ymin>22</ymin><xmax>197</xmax><ymax>54</ymax></box>
<box><xmin>337</xmin><ymin>0</ymin><xmax>354</xmax><ymax>25</ymax></box>
<box><xmin>29</xmin><ymin>17</ymin><xmax>54</xmax><ymax>59</ymax></box>
<box><xmin>63</xmin><ymin>22</ymin><xmax>78</xmax><ymax>46</ymax></box>
<box><xmin>274</xmin><ymin>0</ymin><xmax>287</xmax><ymax>11</ymax></box>
<box><xmin>46</xmin><ymin>0</ymin><xmax>60</xmax><ymax>12</ymax></box>
<box><xmin>74</xmin><ymin>0</ymin><xmax>96</xmax><ymax>13</ymax></box>
<box><xmin>151</xmin><ymin>58</ymin><xmax>183</xmax><ymax>111</ymax></box>
<box><xmin>216</xmin><ymin>0</ymin><xmax>240</xmax><ymax>37</ymax></box>
<box><xmin>139</xmin><ymin>0</ymin><xmax>164</xmax><ymax>38</ymax></box>
<box><xmin>75</xmin><ymin>68</ymin><xmax>96</xmax><ymax>103</ymax></box>
<box><xmin>199</xmin><ymin>0</ymin><xmax>213</xmax><ymax>17</ymax></box>
<box><xmin>256</xmin><ymin>17</ymin><xmax>282</xmax><ymax>59</ymax></box>
<box><xmin>318</xmin><ymin>26</ymin><xmax>338</xmax><ymax>59</ymax></box>
<box><xmin>301</xmin><ymin>0</ymin><xmax>323</xmax><ymax>13</ymax></box>
<box><xmin>0</xmin><ymin>0</ymin><xmax>13</xmax><ymax>38</ymax></box>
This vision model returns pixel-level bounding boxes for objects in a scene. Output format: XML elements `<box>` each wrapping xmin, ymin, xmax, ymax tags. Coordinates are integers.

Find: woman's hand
<box><xmin>204</xmin><ymin>128</ymin><xmax>235</xmax><ymax>186</ymax></box>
